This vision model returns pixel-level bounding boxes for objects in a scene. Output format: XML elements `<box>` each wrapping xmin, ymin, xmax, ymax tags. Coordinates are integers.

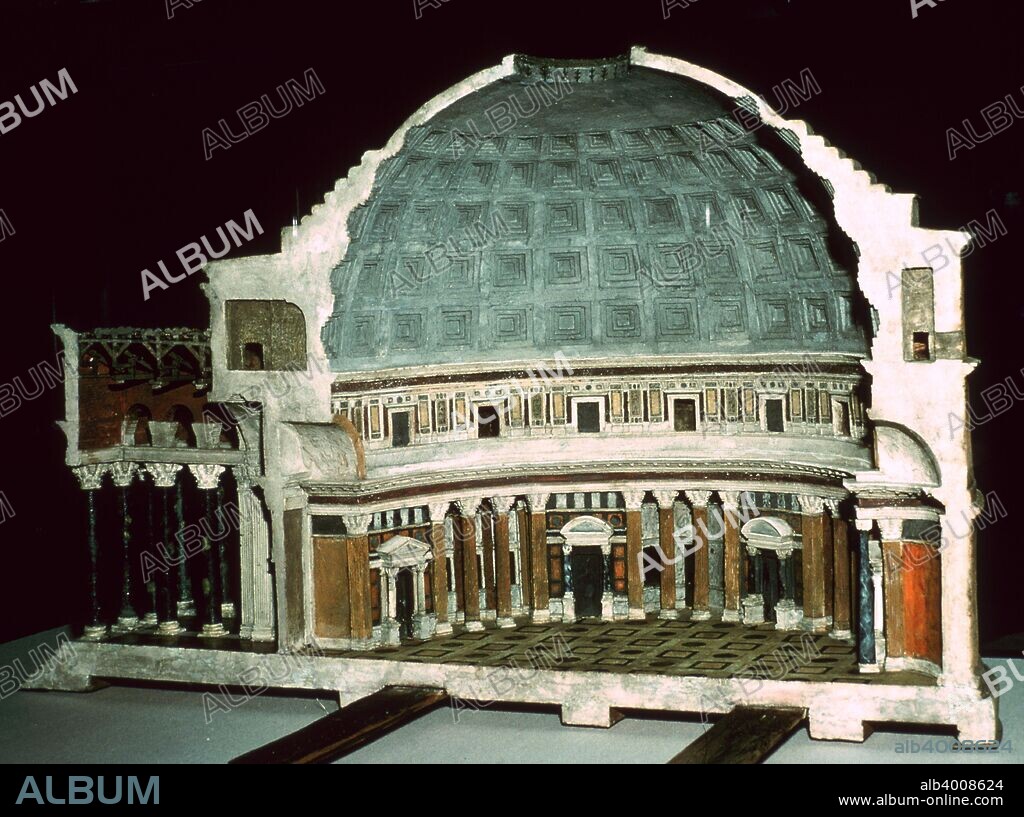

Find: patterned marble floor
<box><xmin>324</xmin><ymin>617</ymin><xmax>936</xmax><ymax>686</ymax></box>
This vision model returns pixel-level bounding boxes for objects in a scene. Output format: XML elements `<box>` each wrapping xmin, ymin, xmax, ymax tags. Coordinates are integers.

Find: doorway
<box><xmin>571</xmin><ymin>547</ymin><xmax>604</xmax><ymax>618</ymax></box>
<box><xmin>395</xmin><ymin>568</ymin><xmax>415</xmax><ymax>639</ymax></box>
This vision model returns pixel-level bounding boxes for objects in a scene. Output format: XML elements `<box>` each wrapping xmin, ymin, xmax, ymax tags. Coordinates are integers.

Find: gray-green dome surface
<box><xmin>322</xmin><ymin>59</ymin><xmax>868</xmax><ymax>372</ymax></box>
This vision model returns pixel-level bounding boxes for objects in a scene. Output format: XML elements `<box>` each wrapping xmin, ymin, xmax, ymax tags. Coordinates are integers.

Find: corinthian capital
<box><xmin>798</xmin><ymin>495</ymin><xmax>825</xmax><ymax>515</ymax></box>
<box><xmin>147</xmin><ymin>463</ymin><xmax>182</xmax><ymax>489</ymax></box>
<box><xmin>189</xmin><ymin>464</ymin><xmax>225</xmax><ymax>491</ymax></box>
<box><xmin>685</xmin><ymin>490</ymin><xmax>712</xmax><ymax>509</ymax></box>
<box><xmin>73</xmin><ymin>464</ymin><xmax>107</xmax><ymax>491</ymax></box>
<box><xmin>341</xmin><ymin>512</ymin><xmax>371</xmax><ymax>536</ymax></box>
<box><xmin>109</xmin><ymin>462</ymin><xmax>139</xmax><ymax>488</ymax></box>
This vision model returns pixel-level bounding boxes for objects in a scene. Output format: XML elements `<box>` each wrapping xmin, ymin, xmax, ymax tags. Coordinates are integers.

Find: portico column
<box><xmin>382</xmin><ymin>568</ymin><xmax>400</xmax><ymax>645</ymax></box>
<box><xmin>456</xmin><ymin>498</ymin><xmax>484</xmax><ymax>631</ymax></box>
<box><xmin>516</xmin><ymin>502</ymin><xmax>532</xmax><ymax>610</ymax></box>
<box><xmin>720</xmin><ymin>491</ymin><xmax>742</xmax><ymax>623</ymax></box>
<box><xmin>110</xmin><ymin>462</ymin><xmax>139</xmax><ymax>630</ymax></box>
<box><xmin>491</xmin><ymin>496</ymin><xmax>516</xmax><ymax>628</ymax></box>
<box><xmin>526</xmin><ymin>493</ymin><xmax>550</xmax><ymax>622</ymax></box>
<box><xmin>73</xmin><ymin>465</ymin><xmax>108</xmax><ymax>639</ymax></box>
<box><xmin>190</xmin><ymin>464</ymin><xmax>226</xmax><ymax>637</ymax></box>
<box><xmin>652</xmin><ymin>490</ymin><xmax>678</xmax><ymax>620</ymax></box>
<box><xmin>828</xmin><ymin>500</ymin><xmax>853</xmax><ymax>639</ymax></box>
<box><xmin>147</xmin><ymin>463</ymin><xmax>184</xmax><ymax>635</ymax></box>
<box><xmin>799</xmin><ymin>495</ymin><xmax>828</xmax><ymax>631</ymax></box>
<box><xmin>685</xmin><ymin>490</ymin><xmax>712</xmax><ymax>620</ymax></box>
<box><xmin>427</xmin><ymin>501</ymin><xmax>452</xmax><ymax>636</ymax></box>
<box><xmin>341</xmin><ymin>512</ymin><xmax>373</xmax><ymax>647</ymax></box>
<box><xmin>481</xmin><ymin>505</ymin><xmax>497</xmax><ymax>620</ymax></box>
<box><xmin>622</xmin><ymin>490</ymin><xmax>646</xmax><ymax>620</ymax></box>
<box><xmin>854</xmin><ymin>518</ymin><xmax>877</xmax><ymax>671</ymax></box>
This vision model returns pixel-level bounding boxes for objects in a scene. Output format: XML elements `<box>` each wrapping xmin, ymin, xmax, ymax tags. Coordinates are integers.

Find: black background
<box><xmin>0</xmin><ymin>0</ymin><xmax>1021</xmax><ymax>649</ymax></box>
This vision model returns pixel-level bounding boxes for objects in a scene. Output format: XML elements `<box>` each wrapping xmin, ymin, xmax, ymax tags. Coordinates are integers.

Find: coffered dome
<box><xmin>321</xmin><ymin>55</ymin><xmax>869</xmax><ymax>373</ymax></box>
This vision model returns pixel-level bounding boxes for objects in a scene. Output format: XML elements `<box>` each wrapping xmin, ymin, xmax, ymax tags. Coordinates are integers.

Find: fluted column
<box><xmin>237</xmin><ymin>470</ymin><xmax>274</xmax><ymax>641</ymax></box>
<box><xmin>622</xmin><ymin>490</ymin><xmax>646</xmax><ymax>620</ymax></box>
<box><xmin>855</xmin><ymin>518</ymin><xmax>877</xmax><ymax>670</ymax></box>
<box><xmin>73</xmin><ymin>465</ymin><xmax>108</xmax><ymax>639</ymax></box>
<box><xmin>652</xmin><ymin>490</ymin><xmax>678</xmax><ymax>620</ymax></box>
<box><xmin>799</xmin><ymin>494</ymin><xmax>828</xmax><ymax>630</ymax></box>
<box><xmin>110</xmin><ymin>462</ymin><xmax>139</xmax><ymax>630</ymax></box>
<box><xmin>686</xmin><ymin>490</ymin><xmax>712</xmax><ymax>620</ymax></box>
<box><xmin>342</xmin><ymin>512</ymin><xmax>373</xmax><ymax>646</ymax></box>
<box><xmin>492</xmin><ymin>496</ymin><xmax>516</xmax><ymax>628</ymax></box>
<box><xmin>457</xmin><ymin>497</ymin><xmax>484</xmax><ymax>631</ymax></box>
<box><xmin>527</xmin><ymin>493</ymin><xmax>550</xmax><ymax>622</ymax></box>
<box><xmin>879</xmin><ymin>517</ymin><xmax>903</xmax><ymax>663</ymax></box>
<box><xmin>481</xmin><ymin>504</ymin><xmax>497</xmax><ymax>619</ymax></box>
<box><xmin>190</xmin><ymin>464</ymin><xmax>226</xmax><ymax>637</ymax></box>
<box><xmin>147</xmin><ymin>463</ymin><xmax>184</xmax><ymax>635</ymax></box>
<box><xmin>427</xmin><ymin>501</ymin><xmax>452</xmax><ymax>635</ymax></box>
<box><xmin>720</xmin><ymin>491</ymin><xmax>742</xmax><ymax>623</ymax></box>
<box><xmin>829</xmin><ymin>500</ymin><xmax>853</xmax><ymax>639</ymax></box>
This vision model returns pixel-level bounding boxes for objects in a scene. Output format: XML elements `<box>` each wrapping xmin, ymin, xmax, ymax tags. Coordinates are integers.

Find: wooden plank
<box><xmin>230</xmin><ymin>686</ymin><xmax>447</xmax><ymax>765</ymax></box>
<box><xmin>668</xmin><ymin>707</ymin><xmax>805</xmax><ymax>764</ymax></box>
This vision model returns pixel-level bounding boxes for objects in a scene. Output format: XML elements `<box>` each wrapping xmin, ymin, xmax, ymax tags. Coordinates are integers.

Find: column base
<box><xmin>721</xmin><ymin>608</ymin><xmax>741</xmax><ymax>623</ymax></box>
<box><xmin>157</xmin><ymin>620</ymin><xmax>184</xmax><ymax>636</ymax></box>
<box><xmin>803</xmin><ymin>615</ymin><xmax>831</xmax><ymax>633</ymax></box>
<box><xmin>81</xmin><ymin>624</ymin><xmax>108</xmax><ymax>640</ymax></box>
<box><xmin>413</xmin><ymin>614</ymin><xmax>437</xmax><ymax>640</ymax></box>
<box><xmin>481</xmin><ymin>609</ymin><xmax>497</xmax><ymax>622</ymax></box>
<box><xmin>348</xmin><ymin>637</ymin><xmax>377</xmax><ymax>651</ymax></box>
<box><xmin>381</xmin><ymin>622</ymin><xmax>402</xmax><ymax>645</ymax></box>
<box><xmin>627</xmin><ymin>608</ymin><xmax>646</xmax><ymax>621</ymax></box>
<box><xmin>435</xmin><ymin>621</ymin><xmax>454</xmax><ymax>636</ymax></box>
<box><xmin>200</xmin><ymin>622</ymin><xmax>227</xmax><ymax>638</ymax></box>
<box><xmin>239</xmin><ymin>626</ymin><xmax>275</xmax><ymax>641</ymax></box>
<box><xmin>775</xmin><ymin>599</ymin><xmax>804</xmax><ymax>631</ymax></box>
<box><xmin>658</xmin><ymin>608</ymin><xmax>681</xmax><ymax>620</ymax></box>
<box><xmin>829</xmin><ymin>628</ymin><xmax>854</xmax><ymax>641</ymax></box>
<box><xmin>114</xmin><ymin>615</ymin><xmax>139</xmax><ymax>631</ymax></box>
<box><xmin>464</xmin><ymin>619</ymin><xmax>486</xmax><ymax>632</ymax></box>
<box><xmin>741</xmin><ymin>594</ymin><xmax>764</xmax><ymax>625</ymax></box>
<box><xmin>858</xmin><ymin>662</ymin><xmax>881</xmax><ymax>674</ymax></box>
<box><xmin>142</xmin><ymin>613</ymin><xmax>159</xmax><ymax>626</ymax></box>
<box><xmin>691</xmin><ymin>609</ymin><xmax>712</xmax><ymax>621</ymax></box>
<box><xmin>496</xmin><ymin>617</ymin><xmax>516</xmax><ymax>629</ymax></box>
<box><xmin>531</xmin><ymin>609</ymin><xmax>552</xmax><ymax>624</ymax></box>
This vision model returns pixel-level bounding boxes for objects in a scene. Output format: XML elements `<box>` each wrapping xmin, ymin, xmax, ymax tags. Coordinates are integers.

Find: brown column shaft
<box><xmin>482</xmin><ymin>512</ymin><xmax>497</xmax><ymax>611</ymax></box>
<box><xmin>658</xmin><ymin>507</ymin><xmax>676</xmax><ymax>611</ymax></box>
<box><xmin>883</xmin><ymin>539</ymin><xmax>906</xmax><ymax>657</ymax></box>
<box><xmin>832</xmin><ymin>516</ymin><xmax>851</xmax><ymax>632</ymax></box>
<box><xmin>347</xmin><ymin>533</ymin><xmax>372</xmax><ymax>640</ymax></box>
<box><xmin>430</xmin><ymin>521</ymin><xmax>448</xmax><ymax>626</ymax></box>
<box><xmin>625</xmin><ymin>508</ymin><xmax>644</xmax><ymax>613</ymax></box>
<box><xmin>723</xmin><ymin>503</ymin><xmax>741</xmax><ymax>615</ymax></box>
<box><xmin>802</xmin><ymin>511</ymin><xmax>827</xmax><ymax>620</ymax></box>
<box><xmin>692</xmin><ymin>506</ymin><xmax>710</xmax><ymax>613</ymax></box>
<box><xmin>530</xmin><ymin>510</ymin><xmax>549</xmax><ymax>613</ymax></box>
<box><xmin>495</xmin><ymin>512</ymin><xmax>512</xmax><ymax>619</ymax></box>
<box><xmin>460</xmin><ymin>514</ymin><xmax>480</xmax><ymax>622</ymax></box>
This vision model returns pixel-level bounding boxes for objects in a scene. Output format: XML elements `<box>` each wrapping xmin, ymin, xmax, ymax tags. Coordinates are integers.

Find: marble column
<box><xmin>73</xmin><ymin>465</ymin><xmax>108</xmax><ymax>639</ymax></box>
<box><xmin>742</xmin><ymin>545</ymin><xmax>765</xmax><ymax>625</ymax></box>
<box><xmin>720</xmin><ymin>491</ymin><xmax>742</xmax><ymax>623</ymax></box>
<box><xmin>142</xmin><ymin>473</ymin><xmax>159</xmax><ymax>627</ymax></box>
<box><xmin>427</xmin><ymin>501</ymin><xmax>452</xmax><ymax>635</ymax></box>
<box><xmin>382</xmin><ymin>568</ymin><xmax>400</xmax><ymax>645</ymax></box>
<box><xmin>799</xmin><ymin>495</ymin><xmax>829</xmax><ymax>631</ymax></box>
<box><xmin>491</xmin><ymin>496</ymin><xmax>516</xmax><ymax>628</ymax></box>
<box><xmin>527</xmin><ymin>493</ymin><xmax>550</xmax><ymax>622</ymax></box>
<box><xmin>774</xmin><ymin>547</ymin><xmax>804</xmax><ymax>630</ymax></box>
<box><xmin>110</xmin><ymin>462</ymin><xmax>139</xmax><ymax>630</ymax></box>
<box><xmin>686</xmin><ymin>490</ymin><xmax>712</xmax><ymax>620</ymax></box>
<box><xmin>342</xmin><ymin>512</ymin><xmax>373</xmax><ymax>647</ymax></box>
<box><xmin>190</xmin><ymin>464</ymin><xmax>226</xmax><ymax>637</ymax></box>
<box><xmin>652</xmin><ymin>490</ymin><xmax>678</xmax><ymax>620</ymax></box>
<box><xmin>456</xmin><ymin>498</ymin><xmax>484</xmax><ymax>631</ymax></box>
<box><xmin>174</xmin><ymin>470</ymin><xmax>194</xmax><ymax>617</ymax></box>
<box><xmin>147</xmin><ymin>463</ymin><xmax>184</xmax><ymax>635</ymax></box>
<box><xmin>622</xmin><ymin>490</ymin><xmax>646</xmax><ymax>620</ymax></box>
<box><xmin>829</xmin><ymin>500</ymin><xmax>853</xmax><ymax>639</ymax></box>
<box><xmin>855</xmin><ymin>518</ymin><xmax>877</xmax><ymax>670</ymax></box>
